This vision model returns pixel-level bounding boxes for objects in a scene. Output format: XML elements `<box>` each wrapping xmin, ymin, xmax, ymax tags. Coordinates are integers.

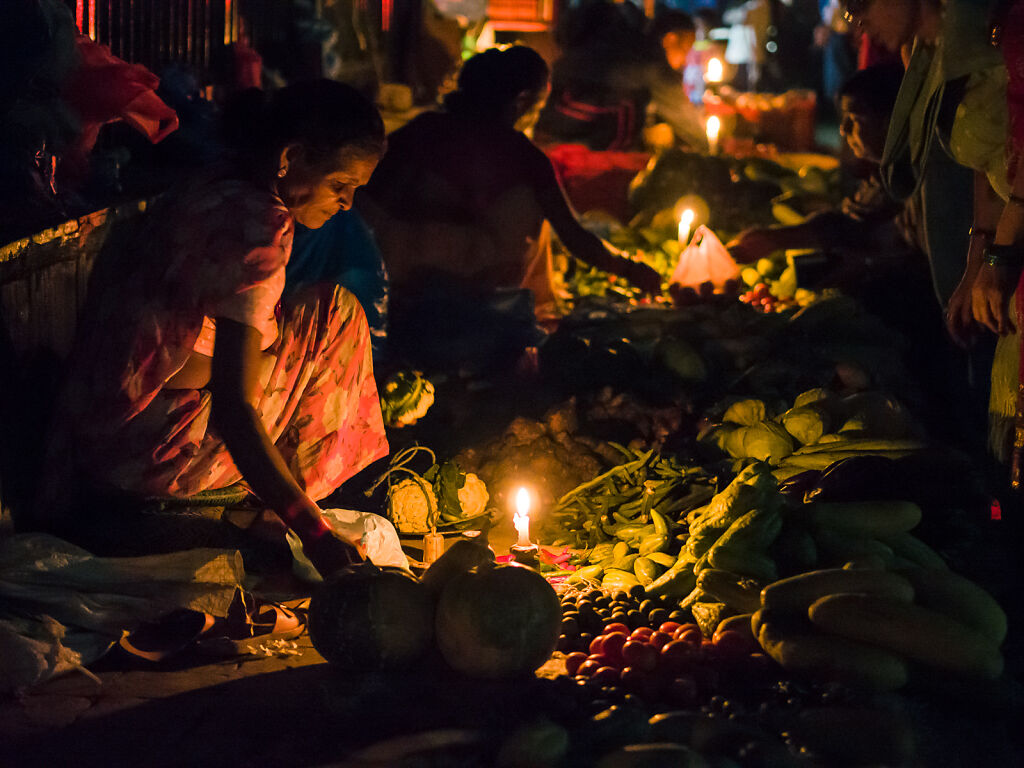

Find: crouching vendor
<box><xmin>36</xmin><ymin>81</ymin><xmax>389</xmax><ymax>577</ymax></box>
<box><xmin>359</xmin><ymin>46</ymin><xmax>661</xmax><ymax>372</ymax></box>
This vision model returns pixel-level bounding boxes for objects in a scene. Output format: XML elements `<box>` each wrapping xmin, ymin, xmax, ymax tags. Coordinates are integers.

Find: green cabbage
<box><xmin>793</xmin><ymin>388</ymin><xmax>831</xmax><ymax>408</ymax></box>
<box><xmin>780</xmin><ymin>406</ymin><xmax>828</xmax><ymax>445</ymax></box>
<box><xmin>722</xmin><ymin>399</ymin><xmax>768</xmax><ymax>427</ymax></box>
<box><xmin>742</xmin><ymin>422</ymin><xmax>795</xmax><ymax>464</ymax></box>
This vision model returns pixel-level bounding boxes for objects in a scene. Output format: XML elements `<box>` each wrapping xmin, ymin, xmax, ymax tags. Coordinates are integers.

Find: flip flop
<box><xmin>119</xmin><ymin>609</ymin><xmax>218</xmax><ymax>662</ymax></box>
<box><xmin>119</xmin><ymin>592</ymin><xmax>307</xmax><ymax>661</ymax></box>
<box><xmin>195</xmin><ymin>601</ymin><xmax>306</xmax><ymax>657</ymax></box>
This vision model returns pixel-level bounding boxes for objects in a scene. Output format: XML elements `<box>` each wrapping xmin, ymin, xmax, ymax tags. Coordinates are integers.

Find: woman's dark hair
<box><xmin>224</xmin><ymin>79</ymin><xmax>385</xmax><ymax>176</ymax></box>
<box><xmin>443</xmin><ymin>46</ymin><xmax>549</xmax><ymax>120</ymax></box>
<box><xmin>839</xmin><ymin>64</ymin><xmax>905</xmax><ymax>117</ymax></box>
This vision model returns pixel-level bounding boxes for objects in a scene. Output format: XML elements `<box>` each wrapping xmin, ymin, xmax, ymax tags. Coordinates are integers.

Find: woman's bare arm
<box><xmin>209</xmin><ymin>319</ymin><xmax>362</xmax><ymax>574</ymax></box>
<box><xmin>534</xmin><ymin>160</ymin><xmax>662</xmax><ymax>294</ymax></box>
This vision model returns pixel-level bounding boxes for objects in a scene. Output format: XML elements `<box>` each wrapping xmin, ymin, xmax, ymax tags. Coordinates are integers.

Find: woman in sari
<box><xmin>38</xmin><ymin>80</ymin><xmax>389</xmax><ymax>576</ymax></box>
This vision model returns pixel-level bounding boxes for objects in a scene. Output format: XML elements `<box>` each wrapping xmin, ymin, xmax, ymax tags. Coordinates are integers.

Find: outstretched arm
<box><xmin>533</xmin><ymin>157</ymin><xmax>663</xmax><ymax>295</ymax></box>
<box><xmin>209</xmin><ymin>318</ymin><xmax>364</xmax><ymax>575</ymax></box>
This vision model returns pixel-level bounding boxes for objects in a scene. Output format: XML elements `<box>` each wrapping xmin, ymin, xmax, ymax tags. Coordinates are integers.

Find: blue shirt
<box><xmin>285</xmin><ymin>209</ymin><xmax>389</xmax><ymax>359</ymax></box>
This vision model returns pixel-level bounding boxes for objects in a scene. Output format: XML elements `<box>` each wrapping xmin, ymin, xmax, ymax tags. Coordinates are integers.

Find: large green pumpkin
<box><xmin>435</xmin><ymin>563</ymin><xmax>561</xmax><ymax>679</ymax></box>
<box><xmin>308</xmin><ymin>563</ymin><xmax>433</xmax><ymax>671</ymax></box>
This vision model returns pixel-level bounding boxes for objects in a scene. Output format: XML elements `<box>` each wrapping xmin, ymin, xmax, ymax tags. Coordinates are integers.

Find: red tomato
<box><xmin>666</xmin><ymin>675</ymin><xmax>699</xmax><ymax>707</ymax></box>
<box><xmin>621</xmin><ymin>641</ymin><xmax>657</xmax><ymax>673</ymax></box>
<box><xmin>603</xmin><ymin>622</ymin><xmax>630</xmax><ymax>636</ymax></box>
<box><xmin>674</xmin><ymin>629</ymin><xmax>703</xmax><ymax>647</ymax></box>
<box><xmin>713</xmin><ymin>629</ymin><xmax>757</xmax><ymax>657</ymax></box>
<box><xmin>592</xmin><ymin>666</ymin><xmax>621</xmax><ymax>685</ymax></box>
<box><xmin>575</xmin><ymin>659</ymin><xmax>601</xmax><ymax>677</ymax></box>
<box><xmin>648</xmin><ymin>631</ymin><xmax>674</xmax><ymax>650</ymax></box>
<box><xmin>672</xmin><ymin>623</ymin><xmax>701</xmax><ymax>637</ymax></box>
<box><xmin>587</xmin><ymin>653</ymin><xmax>610</xmax><ymax>668</ymax></box>
<box><xmin>619</xmin><ymin>665</ymin><xmax>645</xmax><ymax>693</ymax></box>
<box><xmin>658</xmin><ymin>621</ymin><xmax>682</xmax><ymax>635</ymax></box>
<box><xmin>629</xmin><ymin>627</ymin><xmax>654</xmax><ymax>641</ymax></box>
<box><xmin>601</xmin><ymin>632</ymin><xmax>629</xmax><ymax>666</ymax></box>
<box><xmin>589</xmin><ymin>635</ymin><xmax>606</xmax><ymax>655</ymax></box>
<box><xmin>564</xmin><ymin>651</ymin><xmax>588</xmax><ymax>676</ymax></box>
<box><xmin>753</xmin><ymin>283</ymin><xmax>769</xmax><ymax>297</ymax></box>
<box><xmin>659</xmin><ymin>639</ymin><xmax>700</xmax><ymax>674</ymax></box>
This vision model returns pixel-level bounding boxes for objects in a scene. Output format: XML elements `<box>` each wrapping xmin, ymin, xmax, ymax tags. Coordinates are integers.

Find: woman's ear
<box><xmin>277</xmin><ymin>143</ymin><xmax>303</xmax><ymax>178</ymax></box>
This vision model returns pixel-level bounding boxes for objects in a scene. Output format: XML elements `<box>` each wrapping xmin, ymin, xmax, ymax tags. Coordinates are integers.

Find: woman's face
<box><xmin>514</xmin><ymin>85</ymin><xmax>550</xmax><ymax>133</ymax></box>
<box><xmin>848</xmin><ymin>0</ymin><xmax>919</xmax><ymax>52</ymax></box>
<box><xmin>278</xmin><ymin>146</ymin><xmax>379</xmax><ymax>229</ymax></box>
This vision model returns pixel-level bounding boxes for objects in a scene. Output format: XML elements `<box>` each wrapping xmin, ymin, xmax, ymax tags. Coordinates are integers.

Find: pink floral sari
<box><xmin>41</xmin><ymin>178</ymin><xmax>387</xmax><ymax>517</ymax></box>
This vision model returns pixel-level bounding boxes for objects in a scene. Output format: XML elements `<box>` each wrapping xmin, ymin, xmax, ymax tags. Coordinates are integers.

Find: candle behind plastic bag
<box><xmin>669</xmin><ymin>226</ymin><xmax>739</xmax><ymax>290</ymax></box>
<box><xmin>287</xmin><ymin>509</ymin><xmax>411</xmax><ymax>581</ymax></box>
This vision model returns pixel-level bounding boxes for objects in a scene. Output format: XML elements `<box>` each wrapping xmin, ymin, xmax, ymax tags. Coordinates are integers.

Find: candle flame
<box><xmin>706</xmin><ymin>115</ymin><xmax>721</xmax><ymax>141</ymax></box>
<box><xmin>706</xmin><ymin>115</ymin><xmax>721</xmax><ymax>154</ymax></box>
<box><xmin>678</xmin><ymin>209</ymin><xmax>695</xmax><ymax>244</ymax></box>
<box><xmin>706</xmin><ymin>57</ymin><xmax>723</xmax><ymax>83</ymax></box>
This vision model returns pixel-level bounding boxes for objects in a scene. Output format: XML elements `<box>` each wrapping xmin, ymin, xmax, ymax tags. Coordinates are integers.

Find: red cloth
<box><xmin>61</xmin><ymin>35</ymin><xmax>179</xmax><ymax>179</ymax></box>
<box><xmin>544</xmin><ymin>144</ymin><xmax>651</xmax><ymax>221</ymax></box>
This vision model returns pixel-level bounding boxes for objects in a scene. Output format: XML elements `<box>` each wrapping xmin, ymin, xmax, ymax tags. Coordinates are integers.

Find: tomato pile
<box><xmin>737</xmin><ymin>282</ymin><xmax>799</xmax><ymax>314</ymax></box>
<box><xmin>558</xmin><ymin>588</ymin><xmax>771</xmax><ymax>710</ymax></box>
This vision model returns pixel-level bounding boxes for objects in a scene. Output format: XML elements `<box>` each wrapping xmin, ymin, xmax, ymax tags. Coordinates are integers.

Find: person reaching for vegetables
<box><xmin>727</xmin><ymin>66</ymin><xmax>920</xmax><ymax>267</ymax></box>
<box><xmin>359</xmin><ymin>45</ymin><xmax>662</xmax><ymax>372</ymax></box>
<box><xmin>36</xmin><ymin>81</ymin><xmax>389</xmax><ymax>577</ymax></box>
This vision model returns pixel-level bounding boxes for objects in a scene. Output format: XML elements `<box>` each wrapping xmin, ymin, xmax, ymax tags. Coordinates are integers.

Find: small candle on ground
<box><xmin>511</xmin><ymin>486</ymin><xmax>539</xmax><ymax>566</ymax></box>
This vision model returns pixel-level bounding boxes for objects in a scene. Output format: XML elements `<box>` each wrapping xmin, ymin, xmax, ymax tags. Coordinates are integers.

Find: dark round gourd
<box><xmin>435</xmin><ymin>563</ymin><xmax>561</xmax><ymax>679</ymax></box>
<box><xmin>308</xmin><ymin>563</ymin><xmax>433</xmax><ymax>671</ymax></box>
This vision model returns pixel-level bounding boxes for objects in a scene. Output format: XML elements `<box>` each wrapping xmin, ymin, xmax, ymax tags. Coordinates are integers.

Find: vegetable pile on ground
<box><xmin>700</xmin><ymin>388</ymin><xmax>924</xmax><ymax>476</ymax></box>
<box><xmin>540</xmin><ymin>444</ymin><xmax>713</xmax><ymax>556</ymax></box>
<box><xmin>368</xmin><ymin>446</ymin><xmax>494</xmax><ymax>534</ymax></box>
<box><xmin>456</xmin><ymin>397</ymin><xmax>683</xmax><ymax>510</ymax></box>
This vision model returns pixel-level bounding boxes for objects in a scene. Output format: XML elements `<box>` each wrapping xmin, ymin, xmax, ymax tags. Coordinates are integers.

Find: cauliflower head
<box><xmin>456</xmin><ymin>473</ymin><xmax>489</xmax><ymax>518</ymax></box>
<box><xmin>388</xmin><ymin>478</ymin><xmax>437</xmax><ymax>533</ymax></box>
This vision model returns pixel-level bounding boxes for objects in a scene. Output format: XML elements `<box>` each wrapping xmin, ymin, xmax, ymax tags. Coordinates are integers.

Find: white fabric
<box><xmin>287</xmin><ymin>509</ymin><xmax>411</xmax><ymax>582</ymax></box>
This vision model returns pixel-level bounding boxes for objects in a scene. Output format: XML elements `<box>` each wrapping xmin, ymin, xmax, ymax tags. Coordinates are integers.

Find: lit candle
<box><xmin>706</xmin><ymin>57</ymin><xmax>723</xmax><ymax>84</ymax></box>
<box><xmin>678</xmin><ymin>208</ymin><xmax>695</xmax><ymax>246</ymax></box>
<box><xmin>513</xmin><ymin>487</ymin><xmax>531</xmax><ymax>547</ymax></box>
<box><xmin>706</xmin><ymin>115</ymin><xmax>721</xmax><ymax>155</ymax></box>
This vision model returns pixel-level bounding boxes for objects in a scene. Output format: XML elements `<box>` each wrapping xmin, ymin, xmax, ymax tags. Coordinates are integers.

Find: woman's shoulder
<box><xmin>157</xmin><ymin>177</ymin><xmax>292</xmax><ymax>242</ymax></box>
<box><xmin>174</xmin><ymin>177</ymin><xmax>287</xmax><ymax>219</ymax></box>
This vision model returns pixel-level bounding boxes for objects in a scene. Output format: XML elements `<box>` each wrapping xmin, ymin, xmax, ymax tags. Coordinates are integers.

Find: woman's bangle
<box><xmin>983</xmin><ymin>243</ymin><xmax>1024</xmax><ymax>268</ymax></box>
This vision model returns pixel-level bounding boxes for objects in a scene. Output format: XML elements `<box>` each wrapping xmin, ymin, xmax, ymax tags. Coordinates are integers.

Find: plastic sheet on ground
<box><xmin>0</xmin><ymin>534</ymin><xmax>244</xmax><ymax>692</ymax></box>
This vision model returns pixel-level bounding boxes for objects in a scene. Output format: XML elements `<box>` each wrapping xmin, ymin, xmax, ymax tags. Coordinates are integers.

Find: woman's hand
<box><xmin>621</xmin><ymin>259</ymin><xmax>664</xmax><ymax>296</ymax></box>
<box><xmin>945</xmin><ymin>275</ymin><xmax>977</xmax><ymax>347</ymax></box>
<box><xmin>726</xmin><ymin>228</ymin><xmax>785</xmax><ymax>264</ymax></box>
<box><xmin>301</xmin><ymin>526</ymin><xmax>366</xmax><ymax>578</ymax></box>
<box><xmin>971</xmin><ymin>264</ymin><xmax>1018</xmax><ymax>336</ymax></box>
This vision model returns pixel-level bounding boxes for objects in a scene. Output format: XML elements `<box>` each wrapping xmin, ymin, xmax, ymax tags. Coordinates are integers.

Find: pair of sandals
<box><xmin>118</xmin><ymin>589</ymin><xmax>306</xmax><ymax>661</ymax></box>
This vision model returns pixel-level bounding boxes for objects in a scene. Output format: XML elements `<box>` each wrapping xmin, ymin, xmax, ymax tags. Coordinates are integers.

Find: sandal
<box><xmin>119</xmin><ymin>590</ymin><xmax>307</xmax><ymax>661</ymax></box>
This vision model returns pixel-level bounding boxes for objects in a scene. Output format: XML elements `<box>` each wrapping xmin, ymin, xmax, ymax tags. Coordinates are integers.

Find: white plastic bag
<box><xmin>287</xmin><ymin>509</ymin><xmax>410</xmax><ymax>582</ymax></box>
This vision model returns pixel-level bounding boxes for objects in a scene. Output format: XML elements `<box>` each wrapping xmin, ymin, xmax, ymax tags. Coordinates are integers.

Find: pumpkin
<box><xmin>435</xmin><ymin>563</ymin><xmax>561</xmax><ymax>679</ymax></box>
<box><xmin>308</xmin><ymin>563</ymin><xmax>433</xmax><ymax>671</ymax></box>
